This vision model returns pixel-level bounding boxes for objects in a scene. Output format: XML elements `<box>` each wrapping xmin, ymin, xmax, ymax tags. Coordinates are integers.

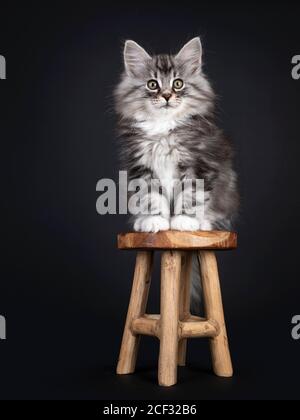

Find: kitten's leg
<box><xmin>200</xmin><ymin>205</ymin><xmax>218</xmax><ymax>231</ymax></box>
<box><xmin>133</xmin><ymin>190</ymin><xmax>170</xmax><ymax>233</ymax></box>
<box><xmin>171</xmin><ymin>180</ymin><xmax>202</xmax><ymax>231</ymax></box>
<box><xmin>200</xmin><ymin>219</ymin><xmax>213</xmax><ymax>230</ymax></box>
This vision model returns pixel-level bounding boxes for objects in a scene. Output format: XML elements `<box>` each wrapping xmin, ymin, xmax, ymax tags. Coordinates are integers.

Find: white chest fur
<box><xmin>135</xmin><ymin>115</ymin><xmax>186</xmax><ymax>199</ymax></box>
<box><xmin>136</xmin><ymin>135</ymin><xmax>180</xmax><ymax>200</ymax></box>
<box><xmin>151</xmin><ymin>136</ymin><xmax>179</xmax><ymax>197</ymax></box>
<box><xmin>136</xmin><ymin>117</ymin><xmax>180</xmax><ymax>137</ymax></box>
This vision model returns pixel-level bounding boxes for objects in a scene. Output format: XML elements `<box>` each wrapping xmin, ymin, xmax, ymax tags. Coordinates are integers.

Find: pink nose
<box><xmin>162</xmin><ymin>92</ymin><xmax>172</xmax><ymax>101</ymax></box>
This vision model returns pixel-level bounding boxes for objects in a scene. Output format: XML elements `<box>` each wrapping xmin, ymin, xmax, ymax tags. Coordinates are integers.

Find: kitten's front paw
<box><xmin>200</xmin><ymin>220</ymin><xmax>213</xmax><ymax>231</ymax></box>
<box><xmin>134</xmin><ymin>216</ymin><xmax>170</xmax><ymax>233</ymax></box>
<box><xmin>171</xmin><ymin>215</ymin><xmax>199</xmax><ymax>231</ymax></box>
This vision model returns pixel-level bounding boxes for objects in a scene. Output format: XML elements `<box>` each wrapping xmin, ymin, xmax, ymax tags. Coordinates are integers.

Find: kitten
<box><xmin>115</xmin><ymin>37</ymin><xmax>239</xmax><ymax>233</ymax></box>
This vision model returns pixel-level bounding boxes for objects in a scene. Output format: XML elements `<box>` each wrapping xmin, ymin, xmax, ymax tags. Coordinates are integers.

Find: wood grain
<box><xmin>131</xmin><ymin>314</ymin><xmax>219</xmax><ymax>339</ymax></box>
<box><xmin>179</xmin><ymin>318</ymin><xmax>219</xmax><ymax>339</ymax></box>
<box><xmin>131</xmin><ymin>314</ymin><xmax>160</xmax><ymax>338</ymax></box>
<box><xmin>116</xmin><ymin>251</ymin><xmax>153</xmax><ymax>375</ymax></box>
<box><xmin>177</xmin><ymin>252</ymin><xmax>192</xmax><ymax>366</ymax></box>
<box><xmin>118</xmin><ymin>230</ymin><xmax>237</xmax><ymax>250</ymax></box>
<box><xmin>198</xmin><ymin>251</ymin><xmax>233</xmax><ymax>378</ymax></box>
<box><xmin>158</xmin><ymin>251</ymin><xmax>182</xmax><ymax>387</ymax></box>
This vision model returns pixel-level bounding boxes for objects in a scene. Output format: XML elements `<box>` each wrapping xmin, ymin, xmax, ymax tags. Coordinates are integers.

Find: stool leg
<box><xmin>198</xmin><ymin>251</ymin><xmax>233</xmax><ymax>377</ymax></box>
<box><xmin>117</xmin><ymin>251</ymin><xmax>153</xmax><ymax>375</ymax></box>
<box><xmin>178</xmin><ymin>252</ymin><xmax>192</xmax><ymax>366</ymax></box>
<box><xmin>158</xmin><ymin>251</ymin><xmax>182</xmax><ymax>386</ymax></box>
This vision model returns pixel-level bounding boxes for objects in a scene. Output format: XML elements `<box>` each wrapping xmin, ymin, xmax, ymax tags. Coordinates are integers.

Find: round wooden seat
<box><xmin>118</xmin><ymin>230</ymin><xmax>237</xmax><ymax>250</ymax></box>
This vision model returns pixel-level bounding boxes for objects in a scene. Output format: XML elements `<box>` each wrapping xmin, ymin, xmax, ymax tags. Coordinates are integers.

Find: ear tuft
<box><xmin>176</xmin><ymin>37</ymin><xmax>202</xmax><ymax>72</ymax></box>
<box><xmin>123</xmin><ymin>40</ymin><xmax>151</xmax><ymax>77</ymax></box>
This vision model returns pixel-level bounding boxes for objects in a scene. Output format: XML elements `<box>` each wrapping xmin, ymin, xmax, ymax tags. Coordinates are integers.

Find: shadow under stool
<box><xmin>116</xmin><ymin>230</ymin><xmax>237</xmax><ymax>387</ymax></box>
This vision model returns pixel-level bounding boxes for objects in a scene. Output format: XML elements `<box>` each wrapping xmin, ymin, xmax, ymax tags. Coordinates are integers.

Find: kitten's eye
<box><xmin>173</xmin><ymin>79</ymin><xmax>184</xmax><ymax>90</ymax></box>
<box><xmin>147</xmin><ymin>80</ymin><xmax>159</xmax><ymax>90</ymax></box>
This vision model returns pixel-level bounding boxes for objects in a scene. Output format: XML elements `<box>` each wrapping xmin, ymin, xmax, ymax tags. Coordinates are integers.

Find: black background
<box><xmin>1</xmin><ymin>1</ymin><xmax>300</xmax><ymax>400</ymax></box>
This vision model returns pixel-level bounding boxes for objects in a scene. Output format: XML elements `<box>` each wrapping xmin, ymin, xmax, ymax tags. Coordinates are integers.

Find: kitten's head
<box><xmin>115</xmin><ymin>37</ymin><xmax>214</xmax><ymax>122</ymax></box>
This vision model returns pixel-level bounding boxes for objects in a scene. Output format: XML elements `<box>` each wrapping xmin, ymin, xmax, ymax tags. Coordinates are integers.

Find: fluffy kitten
<box><xmin>115</xmin><ymin>37</ymin><xmax>239</xmax><ymax>233</ymax></box>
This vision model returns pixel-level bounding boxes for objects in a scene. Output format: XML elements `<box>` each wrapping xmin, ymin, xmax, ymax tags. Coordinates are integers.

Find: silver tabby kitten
<box><xmin>115</xmin><ymin>37</ymin><xmax>239</xmax><ymax>233</ymax></box>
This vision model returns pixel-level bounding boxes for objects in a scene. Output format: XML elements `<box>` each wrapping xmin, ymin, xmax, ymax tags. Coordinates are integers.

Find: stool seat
<box><xmin>118</xmin><ymin>230</ymin><xmax>237</xmax><ymax>250</ymax></box>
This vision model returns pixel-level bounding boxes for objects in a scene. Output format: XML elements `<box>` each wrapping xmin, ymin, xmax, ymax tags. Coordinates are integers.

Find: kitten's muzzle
<box><xmin>162</xmin><ymin>91</ymin><xmax>172</xmax><ymax>102</ymax></box>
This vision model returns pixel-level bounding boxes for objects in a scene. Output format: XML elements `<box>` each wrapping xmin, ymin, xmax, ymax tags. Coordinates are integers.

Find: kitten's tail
<box><xmin>190</xmin><ymin>252</ymin><xmax>202</xmax><ymax>314</ymax></box>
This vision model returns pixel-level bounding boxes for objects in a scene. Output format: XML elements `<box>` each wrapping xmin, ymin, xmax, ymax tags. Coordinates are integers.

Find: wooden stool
<box><xmin>116</xmin><ymin>230</ymin><xmax>237</xmax><ymax>387</ymax></box>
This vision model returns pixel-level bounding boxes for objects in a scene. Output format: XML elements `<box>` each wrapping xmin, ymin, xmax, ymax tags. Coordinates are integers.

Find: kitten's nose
<box><xmin>162</xmin><ymin>91</ymin><xmax>172</xmax><ymax>102</ymax></box>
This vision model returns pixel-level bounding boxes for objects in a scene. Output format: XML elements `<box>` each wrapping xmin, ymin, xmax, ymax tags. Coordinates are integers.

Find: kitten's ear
<box><xmin>123</xmin><ymin>40</ymin><xmax>151</xmax><ymax>77</ymax></box>
<box><xmin>176</xmin><ymin>37</ymin><xmax>202</xmax><ymax>72</ymax></box>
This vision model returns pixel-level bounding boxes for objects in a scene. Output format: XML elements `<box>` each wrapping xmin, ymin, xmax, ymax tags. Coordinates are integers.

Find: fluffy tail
<box><xmin>190</xmin><ymin>252</ymin><xmax>202</xmax><ymax>314</ymax></box>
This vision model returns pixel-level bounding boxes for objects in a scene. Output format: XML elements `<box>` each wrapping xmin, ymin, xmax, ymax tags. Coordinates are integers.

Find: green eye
<box><xmin>147</xmin><ymin>80</ymin><xmax>159</xmax><ymax>90</ymax></box>
<box><xmin>173</xmin><ymin>79</ymin><xmax>184</xmax><ymax>90</ymax></box>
